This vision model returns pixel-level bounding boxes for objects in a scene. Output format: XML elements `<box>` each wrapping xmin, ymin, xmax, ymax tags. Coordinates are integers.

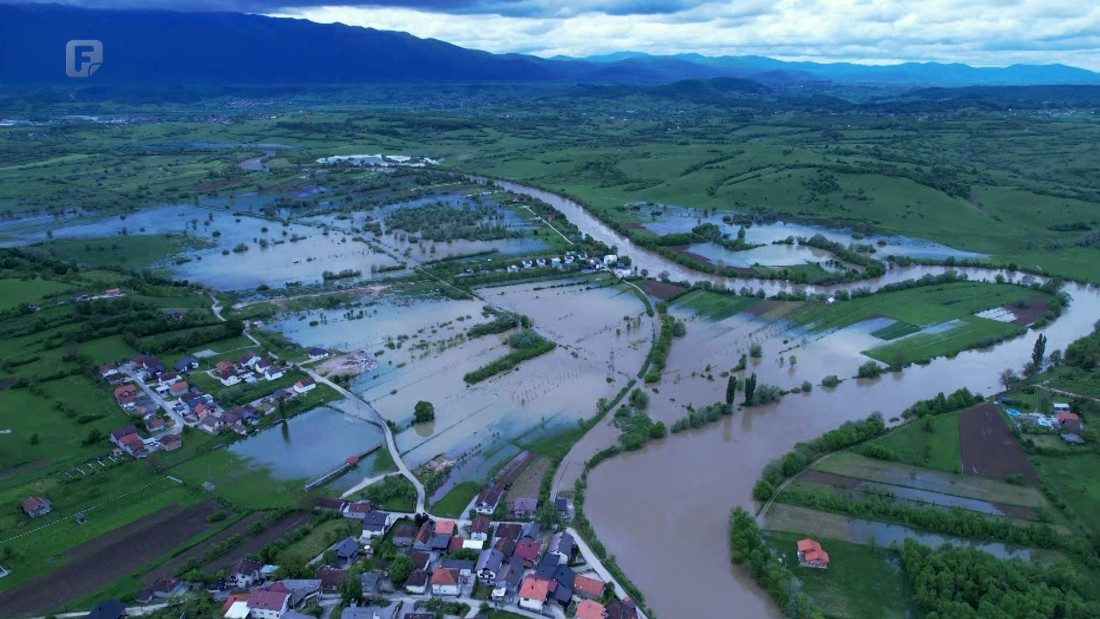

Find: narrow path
<box><xmin>520</xmin><ymin>204</ymin><xmax>574</xmax><ymax>247</ymax></box>
<box><xmin>566</xmin><ymin>527</ymin><xmax>650</xmax><ymax>619</ymax></box>
<box><xmin>303</xmin><ymin>368</ymin><xmax>427</xmax><ymax>514</ymax></box>
<box><xmin>339</xmin><ymin>472</ymin><xmax>401</xmax><ymax>499</ymax></box>
<box><xmin>1038</xmin><ymin>381</ymin><xmax>1100</xmax><ymax>403</ymax></box>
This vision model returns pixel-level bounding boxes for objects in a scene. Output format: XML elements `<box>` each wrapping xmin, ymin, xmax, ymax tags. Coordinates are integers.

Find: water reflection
<box><xmin>229</xmin><ymin>405</ymin><xmax>385</xmax><ymax>483</ymax></box>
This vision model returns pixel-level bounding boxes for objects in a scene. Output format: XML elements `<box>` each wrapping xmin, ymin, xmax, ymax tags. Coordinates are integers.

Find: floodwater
<box><xmin>489</xmin><ymin>179</ymin><xmax>1100</xmax><ymax>618</ymax></box>
<box><xmin>0</xmin><ymin>202</ymin><xmax>403</xmax><ymax>289</ymax></box>
<box><xmin>583</xmin><ymin>282</ymin><xmax>1100</xmax><ymax>619</ymax></box>
<box><xmin>684</xmin><ymin>241</ymin><xmax>837</xmax><ymax>268</ymax></box>
<box><xmin>229</xmin><ymin>404</ymin><xmax>385</xmax><ymax>483</ymax></box>
<box><xmin>637</xmin><ymin>203</ymin><xmax>987</xmax><ymax>261</ymax></box>
<box><xmin>283</xmin><ymin>279</ymin><xmax>650</xmax><ymax>469</ymax></box>
<box><xmin>491</xmin><ymin>178</ymin><xmax>1015</xmax><ymax>297</ymax></box>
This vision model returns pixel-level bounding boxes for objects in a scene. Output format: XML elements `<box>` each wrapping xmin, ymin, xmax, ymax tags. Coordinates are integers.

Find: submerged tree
<box><xmin>726</xmin><ymin>376</ymin><xmax>738</xmax><ymax>405</ymax></box>
<box><xmin>743</xmin><ymin>373</ymin><xmax>758</xmax><ymax>405</ymax></box>
<box><xmin>1029</xmin><ymin>333</ymin><xmax>1047</xmax><ymax>375</ymax></box>
<box><xmin>413</xmin><ymin>400</ymin><xmax>435</xmax><ymax>424</ymax></box>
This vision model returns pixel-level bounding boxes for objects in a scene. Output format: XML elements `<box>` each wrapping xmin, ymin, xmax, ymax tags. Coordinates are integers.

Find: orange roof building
<box><xmin>576</xmin><ymin>599</ymin><xmax>607</xmax><ymax>619</ymax></box>
<box><xmin>573</xmin><ymin>573</ymin><xmax>606</xmax><ymax>598</ymax></box>
<box><xmin>797</xmin><ymin>538</ymin><xmax>830</xmax><ymax>569</ymax></box>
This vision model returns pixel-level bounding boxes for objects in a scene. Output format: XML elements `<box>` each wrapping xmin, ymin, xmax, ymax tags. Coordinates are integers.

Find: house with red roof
<box><xmin>518</xmin><ymin>575</ymin><xmax>551</xmax><ymax>612</ymax></box>
<box><xmin>168</xmin><ymin>380</ymin><xmax>189</xmax><ymax>398</ymax></box>
<box><xmin>160</xmin><ymin>433</ymin><xmax>182</xmax><ymax>451</ymax></box>
<box><xmin>430</xmin><ymin>568</ymin><xmax>460</xmax><ymax>596</ymax></box>
<box><xmin>219</xmin><ymin>593</ymin><xmax>249</xmax><ymax>617</ymax></box>
<box><xmin>248</xmin><ymin>582</ymin><xmax>290</xmax><ymax>619</ymax></box>
<box><xmin>22</xmin><ymin>495</ymin><xmax>52</xmax><ymax>518</ymax></box>
<box><xmin>514</xmin><ymin>539</ymin><xmax>542</xmax><ymax>567</ymax></box>
<box><xmin>114</xmin><ymin>384</ymin><xmax>138</xmax><ymax>409</ymax></box>
<box><xmin>576</xmin><ymin>599</ymin><xmax>607</xmax><ymax>619</ymax></box>
<box><xmin>434</xmin><ymin>519</ymin><xmax>456</xmax><ymax>536</ymax></box>
<box><xmin>1056</xmin><ymin>411</ymin><xmax>1082</xmax><ymax>432</ymax></box>
<box><xmin>797</xmin><ymin>538</ymin><xmax>830</xmax><ymax>569</ymax></box>
<box><xmin>573</xmin><ymin>574</ymin><xmax>606</xmax><ymax>599</ymax></box>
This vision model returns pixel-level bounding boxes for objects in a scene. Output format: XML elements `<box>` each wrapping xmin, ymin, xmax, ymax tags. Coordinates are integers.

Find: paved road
<box><xmin>305</xmin><ymin>369</ymin><xmax>427</xmax><ymax>514</ymax></box>
<box><xmin>120</xmin><ymin>364</ymin><xmax>189</xmax><ymax>432</ymax></box>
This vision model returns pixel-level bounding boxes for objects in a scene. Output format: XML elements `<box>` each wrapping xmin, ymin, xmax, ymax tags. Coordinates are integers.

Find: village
<box><xmin>79</xmin><ymin>488</ymin><xmax>641</xmax><ymax>619</ymax></box>
<box><xmin>182</xmin><ymin>494</ymin><xmax>643</xmax><ymax>619</ymax></box>
<box><xmin>18</xmin><ymin>341</ymin><xmax>326</xmax><ymax>525</ymax></box>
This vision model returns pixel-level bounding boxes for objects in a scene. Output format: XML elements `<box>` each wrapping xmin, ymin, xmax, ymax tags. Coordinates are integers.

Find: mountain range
<box><xmin>1</xmin><ymin>4</ymin><xmax>1098</xmax><ymax>87</ymax></box>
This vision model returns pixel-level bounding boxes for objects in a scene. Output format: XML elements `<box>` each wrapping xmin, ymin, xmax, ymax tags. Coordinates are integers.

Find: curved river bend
<box><xmin>489</xmin><ymin>177</ymin><xmax>1100</xmax><ymax>618</ymax></box>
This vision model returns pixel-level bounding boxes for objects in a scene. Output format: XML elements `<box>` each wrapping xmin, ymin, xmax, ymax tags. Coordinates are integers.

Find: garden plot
<box><xmin>815</xmin><ymin>452</ymin><xmax>1047</xmax><ymax>508</ymax></box>
<box><xmin>958</xmin><ymin>402</ymin><xmax>1041</xmax><ymax>484</ymax></box>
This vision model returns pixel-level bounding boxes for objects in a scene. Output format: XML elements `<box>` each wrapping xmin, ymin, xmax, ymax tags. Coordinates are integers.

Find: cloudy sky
<box><xmin>21</xmin><ymin>0</ymin><xmax>1100</xmax><ymax>69</ymax></box>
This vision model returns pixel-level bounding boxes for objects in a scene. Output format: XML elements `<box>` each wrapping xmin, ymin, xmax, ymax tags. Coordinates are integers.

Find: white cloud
<box><xmin>272</xmin><ymin>1</ymin><xmax>1100</xmax><ymax>69</ymax></box>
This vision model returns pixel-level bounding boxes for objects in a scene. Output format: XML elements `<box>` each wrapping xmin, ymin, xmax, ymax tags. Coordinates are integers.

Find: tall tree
<box><xmin>1030</xmin><ymin>333</ymin><xmax>1047</xmax><ymax>374</ymax></box>
<box><xmin>743</xmin><ymin>373</ymin><xmax>757</xmax><ymax>406</ymax></box>
<box><xmin>725</xmin><ymin>376</ymin><xmax>737</xmax><ymax>405</ymax></box>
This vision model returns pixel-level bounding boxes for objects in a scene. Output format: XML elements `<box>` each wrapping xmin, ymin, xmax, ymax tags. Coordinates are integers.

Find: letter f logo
<box><xmin>66</xmin><ymin>40</ymin><xmax>103</xmax><ymax>78</ymax></box>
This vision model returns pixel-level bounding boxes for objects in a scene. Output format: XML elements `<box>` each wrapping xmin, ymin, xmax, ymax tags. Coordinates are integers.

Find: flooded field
<box><xmin>337</xmin><ymin>279</ymin><xmax>649</xmax><ymax>467</ymax></box>
<box><xmin>271</xmin><ymin>275</ymin><xmax>650</xmax><ymax>469</ymax></box>
<box><xmin>764</xmin><ymin>504</ymin><xmax>1043</xmax><ymax>560</ymax></box>
<box><xmin>638</xmin><ymin>203</ymin><xmax>987</xmax><ymax>262</ymax></box>
<box><xmin>493</xmin><ymin>179</ymin><xmax>1017</xmax><ymax>296</ymax></box>
<box><xmin>0</xmin><ymin>201</ymin><xmax>404</xmax><ymax>289</ymax></box>
<box><xmin>581</xmin><ymin>279</ymin><xmax>1100</xmax><ymax>617</ymax></box>
<box><xmin>228</xmin><ymin>404</ymin><xmax>385</xmax><ymax>485</ymax></box>
<box><xmin>683</xmin><ymin>240</ymin><xmax>838</xmax><ymax>269</ymax></box>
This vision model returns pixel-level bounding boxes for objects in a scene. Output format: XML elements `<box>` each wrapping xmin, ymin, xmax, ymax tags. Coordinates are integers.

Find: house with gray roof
<box><xmin>475</xmin><ymin>548</ymin><xmax>505</xmax><ymax>582</ymax></box>
<box><xmin>547</xmin><ymin>531</ymin><xmax>575</xmax><ymax>565</ymax></box>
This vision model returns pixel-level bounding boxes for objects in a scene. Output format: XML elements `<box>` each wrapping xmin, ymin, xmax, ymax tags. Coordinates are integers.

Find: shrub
<box><xmin>857</xmin><ymin>361</ymin><xmax>883</xmax><ymax>378</ymax></box>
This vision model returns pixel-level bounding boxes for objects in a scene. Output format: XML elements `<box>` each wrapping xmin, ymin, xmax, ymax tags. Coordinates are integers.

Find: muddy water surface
<box><xmin>583</xmin><ymin>282</ymin><xmax>1100</xmax><ymax>618</ymax></box>
<box><xmin>487</xmin><ymin>180</ymin><xmax>1100</xmax><ymax>618</ymax></box>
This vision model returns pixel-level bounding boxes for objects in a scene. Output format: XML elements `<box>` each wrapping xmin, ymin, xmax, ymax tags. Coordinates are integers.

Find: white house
<box><xmin>228</xmin><ymin>558</ymin><xmax>262</xmax><ymax>589</ymax></box>
<box><xmin>430</xmin><ymin>568</ymin><xmax>460</xmax><ymax>597</ymax></box>
<box><xmin>359</xmin><ymin>510</ymin><xmax>394</xmax><ymax>541</ymax></box>
<box><xmin>603</xmin><ymin>254</ymin><xmax>618</xmax><ymax>265</ymax></box>
<box><xmin>518</xmin><ymin>575</ymin><xmax>550</xmax><ymax>612</ymax></box>
<box><xmin>404</xmin><ymin>570</ymin><xmax>428</xmax><ymax>595</ymax></box>
<box><xmin>248</xmin><ymin>583</ymin><xmax>290</xmax><ymax>619</ymax></box>
<box><xmin>294</xmin><ymin>378</ymin><xmax>316</xmax><ymax>394</ymax></box>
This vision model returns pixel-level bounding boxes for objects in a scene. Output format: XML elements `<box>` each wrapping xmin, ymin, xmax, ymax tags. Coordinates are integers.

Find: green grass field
<box><xmin>870</xmin><ymin>320</ymin><xmax>921</xmax><ymax>340</ymax></box>
<box><xmin>869</xmin><ymin>413</ymin><xmax>962</xmax><ymax>473</ymax></box>
<box><xmin>276</xmin><ymin>516</ymin><xmax>361</xmax><ymax>565</ymax></box>
<box><xmin>1029</xmin><ymin>453</ymin><xmax>1100</xmax><ymax>540</ymax></box>
<box><xmin>788</xmin><ymin>281</ymin><xmax>1042</xmax><ymax>332</ymax></box>
<box><xmin>430</xmin><ymin>481</ymin><xmax>482</xmax><ymax>518</ymax></box>
<box><xmin>169</xmin><ymin>447</ymin><xmax>307</xmax><ymax>511</ymax></box>
<box><xmin>864</xmin><ymin>316</ymin><xmax>1022</xmax><ymax>365</ymax></box>
<box><xmin>765</xmin><ymin>530</ymin><xmax>910</xmax><ymax>619</ymax></box>
<box><xmin>672</xmin><ymin>289</ymin><xmax>760</xmax><ymax>320</ymax></box>
<box><xmin>0</xmin><ymin>277</ymin><xmax>74</xmax><ymax>311</ymax></box>
<box><xmin>30</xmin><ymin>234</ymin><xmax>211</xmax><ymax>271</ymax></box>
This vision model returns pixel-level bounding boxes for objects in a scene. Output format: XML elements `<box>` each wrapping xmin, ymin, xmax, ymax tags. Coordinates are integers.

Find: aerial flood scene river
<box><xmin>3</xmin><ymin>50</ymin><xmax>1100</xmax><ymax>619</ymax></box>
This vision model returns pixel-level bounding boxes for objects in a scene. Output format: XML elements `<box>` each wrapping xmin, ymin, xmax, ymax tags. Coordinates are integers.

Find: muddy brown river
<box><xmin>492</xmin><ymin>177</ymin><xmax>1100</xmax><ymax>618</ymax></box>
